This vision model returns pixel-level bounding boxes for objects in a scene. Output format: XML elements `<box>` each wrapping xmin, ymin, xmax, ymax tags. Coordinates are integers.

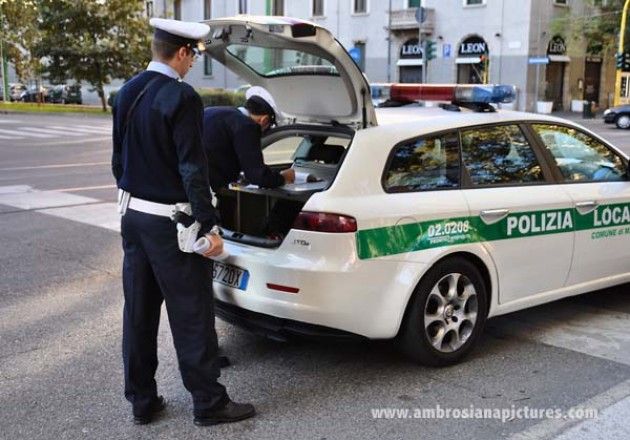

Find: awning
<box><xmin>548</xmin><ymin>55</ymin><xmax>571</xmax><ymax>63</ymax></box>
<box><xmin>456</xmin><ymin>56</ymin><xmax>482</xmax><ymax>64</ymax></box>
<box><xmin>397</xmin><ymin>58</ymin><xmax>423</xmax><ymax>66</ymax></box>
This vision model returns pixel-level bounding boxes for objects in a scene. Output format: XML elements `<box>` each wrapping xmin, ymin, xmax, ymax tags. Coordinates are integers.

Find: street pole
<box><xmin>534</xmin><ymin>9</ymin><xmax>542</xmax><ymax>113</ymax></box>
<box><xmin>387</xmin><ymin>0</ymin><xmax>392</xmax><ymax>82</ymax></box>
<box><xmin>0</xmin><ymin>5</ymin><xmax>9</xmax><ymax>103</ymax></box>
<box><xmin>614</xmin><ymin>0</ymin><xmax>630</xmax><ymax>106</ymax></box>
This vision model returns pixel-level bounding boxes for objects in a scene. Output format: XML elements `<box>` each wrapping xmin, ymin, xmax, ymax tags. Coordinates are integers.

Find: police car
<box><xmin>204</xmin><ymin>16</ymin><xmax>630</xmax><ymax>366</ymax></box>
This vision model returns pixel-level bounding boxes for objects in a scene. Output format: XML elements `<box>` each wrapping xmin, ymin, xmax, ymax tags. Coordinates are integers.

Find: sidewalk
<box><xmin>550</xmin><ymin>111</ymin><xmax>603</xmax><ymax>122</ymax></box>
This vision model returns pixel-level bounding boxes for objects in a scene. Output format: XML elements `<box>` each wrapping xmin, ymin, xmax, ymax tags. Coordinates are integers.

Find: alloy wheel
<box><xmin>423</xmin><ymin>272</ymin><xmax>479</xmax><ymax>353</ymax></box>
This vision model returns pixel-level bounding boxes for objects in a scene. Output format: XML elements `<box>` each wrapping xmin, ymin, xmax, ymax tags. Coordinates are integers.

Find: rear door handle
<box><xmin>575</xmin><ymin>201</ymin><xmax>598</xmax><ymax>214</ymax></box>
<box><xmin>480</xmin><ymin>209</ymin><xmax>510</xmax><ymax>224</ymax></box>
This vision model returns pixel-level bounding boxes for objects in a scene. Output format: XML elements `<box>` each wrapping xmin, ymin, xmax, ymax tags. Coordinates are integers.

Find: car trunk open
<box><xmin>203</xmin><ymin>16</ymin><xmax>377</xmax><ymax>129</ymax></box>
<box><xmin>202</xmin><ymin>16</ymin><xmax>374</xmax><ymax>247</ymax></box>
<box><xmin>217</xmin><ymin>124</ymin><xmax>355</xmax><ymax>248</ymax></box>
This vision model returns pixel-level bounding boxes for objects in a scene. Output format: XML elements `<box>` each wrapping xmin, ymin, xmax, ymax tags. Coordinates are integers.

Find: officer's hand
<box><xmin>281</xmin><ymin>168</ymin><xmax>295</xmax><ymax>184</ymax></box>
<box><xmin>203</xmin><ymin>234</ymin><xmax>224</xmax><ymax>257</ymax></box>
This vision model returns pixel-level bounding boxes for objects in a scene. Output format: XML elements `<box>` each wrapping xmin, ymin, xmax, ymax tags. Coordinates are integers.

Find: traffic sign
<box><xmin>415</xmin><ymin>7</ymin><xmax>427</xmax><ymax>23</ymax></box>
<box><xmin>349</xmin><ymin>47</ymin><xmax>361</xmax><ymax>64</ymax></box>
<box><xmin>528</xmin><ymin>57</ymin><xmax>549</xmax><ymax>65</ymax></box>
<box><xmin>442</xmin><ymin>43</ymin><xmax>452</xmax><ymax>58</ymax></box>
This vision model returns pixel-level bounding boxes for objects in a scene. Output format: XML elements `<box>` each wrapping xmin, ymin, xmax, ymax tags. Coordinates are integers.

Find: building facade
<box><xmin>149</xmin><ymin>0</ymin><xmax>619</xmax><ymax>112</ymax></box>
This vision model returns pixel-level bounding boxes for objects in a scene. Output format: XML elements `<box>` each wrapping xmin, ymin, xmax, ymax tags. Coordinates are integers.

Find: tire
<box><xmin>398</xmin><ymin>257</ymin><xmax>488</xmax><ymax>366</ymax></box>
<box><xmin>615</xmin><ymin>114</ymin><xmax>630</xmax><ymax>129</ymax></box>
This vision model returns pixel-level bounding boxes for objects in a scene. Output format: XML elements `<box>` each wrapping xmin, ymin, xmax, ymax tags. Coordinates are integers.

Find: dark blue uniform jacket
<box><xmin>112</xmin><ymin>71</ymin><xmax>218</xmax><ymax>233</ymax></box>
<box><xmin>202</xmin><ymin>106</ymin><xmax>284</xmax><ymax>192</ymax></box>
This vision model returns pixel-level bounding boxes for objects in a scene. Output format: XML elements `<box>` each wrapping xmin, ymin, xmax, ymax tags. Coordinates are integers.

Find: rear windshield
<box><xmin>227</xmin><ymin>44</ymin><xmax>339</xmax><ymax>78</ymax></box>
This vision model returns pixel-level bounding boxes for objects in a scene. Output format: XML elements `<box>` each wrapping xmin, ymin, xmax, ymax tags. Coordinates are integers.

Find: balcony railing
<box><xmin>389</xmin><ymin>7</ymin><xmax>434</xmax><ymax>33</ymax></box>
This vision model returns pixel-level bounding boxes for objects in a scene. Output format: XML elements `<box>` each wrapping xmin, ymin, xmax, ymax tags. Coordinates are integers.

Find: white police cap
<box><xmin>246</xmin><ymin>86</ymin><xmax>282</xmax><ymax>123</ymax></box>
<box><xmin>149</xmin><ymin>18</ymin><xmax>210</xmax><ymax>44</ymax></box>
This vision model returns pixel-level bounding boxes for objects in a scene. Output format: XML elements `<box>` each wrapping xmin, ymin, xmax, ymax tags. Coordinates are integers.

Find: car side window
<box><xmin>383</xmin><ymin>131</ymin><xmax>460</xmax><ymax>192</ymax></box>
<box><xmin>461</xmin><ymin>124</ymin><xmax>544</xmax><ymax>186</ymax></box>
<box><xmin>263</xmin><ymin>136</ymin><xmax>308</xmax><ymax>165</ymax></box>
<box><xmin>532</xmin><ymin>124</ymin><xmax>627</xmax><ymax>182</ymax></box>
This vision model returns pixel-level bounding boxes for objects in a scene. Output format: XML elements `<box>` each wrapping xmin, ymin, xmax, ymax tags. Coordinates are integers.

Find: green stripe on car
<box><xmin>356</xmin><ymin>202</ymin><xmax>630</xmax><ymax>260</ymax></box>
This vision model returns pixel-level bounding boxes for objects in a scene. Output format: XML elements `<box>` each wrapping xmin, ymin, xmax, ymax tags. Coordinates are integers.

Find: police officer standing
<box><xmin>112</xmin><ymin>18</ymin><xmax>255</xmax><ymax>426</ymax></box>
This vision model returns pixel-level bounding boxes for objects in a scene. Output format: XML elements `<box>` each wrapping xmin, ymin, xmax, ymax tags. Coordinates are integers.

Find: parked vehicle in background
<box><xmin>603</xmin><ymin>104</ymin><xmax>630</xmax><ymax>129</ymax></box>
<box><xmin>9</xmin><ymin>83</ymin><xmax>26</xmax><ymax>102</ymax></box>
<box><xmin>20</xmin><ymin>85</ymin><xmax>49</xmax><ymax>103</ymax></box>
<box><xmin>48</xmin><ymin>84</ymin><xmax>83</xmax><ymax>104</ymax></box>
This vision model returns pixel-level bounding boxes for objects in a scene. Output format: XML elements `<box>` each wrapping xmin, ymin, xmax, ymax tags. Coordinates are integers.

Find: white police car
<box><xmin>204</xmin><ymin>16</ymin><xmax>630</xmax><ymax>366</ymax></box>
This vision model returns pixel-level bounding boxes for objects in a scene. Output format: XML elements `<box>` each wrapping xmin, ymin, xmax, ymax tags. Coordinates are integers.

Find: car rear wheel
<box><xmin>398</xmin><ymin>257</ymin><xmax>488</xmax><ymax>366</ymax></box>
<box><xmin>616</xmin><ymin>114</ymin><xmax>630</xmax><ymax>129</ymax></box>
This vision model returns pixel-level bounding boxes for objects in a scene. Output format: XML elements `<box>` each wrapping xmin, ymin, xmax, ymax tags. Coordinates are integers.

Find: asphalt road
<box><xmin>0</xmin><ymin>111</ymin><xmax>629</xmax><ymax>440</ymax></box>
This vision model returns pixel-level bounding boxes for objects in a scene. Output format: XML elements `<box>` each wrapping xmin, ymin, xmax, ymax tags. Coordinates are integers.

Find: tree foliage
<box><xmin>585</xmin><ymin>0</ymin><xmax>629</xmax><ymax>53</ymax></box>
<box><xmin>0</xmin><ymin>0</ymin><xmax>41</xmax><ymax>81</ymax></box>
<box><xmin>552</xmin><ymin>0</ymin><xmax>630</xmax><ymax>55</ymax></box>
<box><xmin>34</xmin><ymin>0</ymin><xmax>151</xmax><ymax>110</ymax></box>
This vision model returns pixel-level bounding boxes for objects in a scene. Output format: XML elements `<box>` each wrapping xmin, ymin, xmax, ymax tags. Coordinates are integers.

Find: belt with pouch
<box><xmin>117</xmin><ymin>189</ymin><xmax>189</xmax><ymax>218</ymax></box>
<box><xmin>117</xmin><ymin>189</ymin><xmax>200</xmax><ymax>253</ymax></box>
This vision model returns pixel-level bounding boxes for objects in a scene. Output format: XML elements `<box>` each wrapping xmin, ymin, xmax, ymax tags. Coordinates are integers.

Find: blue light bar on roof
<box><xmin>454</xmin><ymin>85</ymin><xmax>516</xmax><ymax>104</ymax></box>
<box><xmin>386</xmin><ymin>84</ymin><xmax>517</xmax><ymax>104</ymax></box>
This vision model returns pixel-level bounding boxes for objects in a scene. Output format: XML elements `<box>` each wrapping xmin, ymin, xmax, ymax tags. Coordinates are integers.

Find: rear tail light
<box><xmin>292</xmin><ymin>211</ymin><xmax>357</xmax><ymax>233</ymax></box>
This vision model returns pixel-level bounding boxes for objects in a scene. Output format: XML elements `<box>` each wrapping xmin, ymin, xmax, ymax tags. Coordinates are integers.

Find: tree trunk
<box><xmin>94</xmin><ymin>61</ymin><xmax>107</xmax><ymax>112</ymax></box>
<box><xmin>98</xmin><ymin>83</ymin><xmax>107</xmax><ymax>112</ymax></box>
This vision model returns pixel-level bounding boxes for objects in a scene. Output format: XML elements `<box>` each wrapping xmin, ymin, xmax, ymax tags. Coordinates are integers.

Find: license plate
<box><xmin>212</xmin><ymin>262</ymin><xmax>249</xmax><ymax>291</ymax></box>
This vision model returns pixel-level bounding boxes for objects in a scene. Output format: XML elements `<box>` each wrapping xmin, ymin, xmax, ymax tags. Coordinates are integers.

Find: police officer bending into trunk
<box><xmin>111</xmin><ymin>18</ymin><xmax>255</xmax><ymax>427</ymax></box>
<box><xmin>202</xmin><ymin>87</ymin><xmax>295</xmax><ymax>225</ymax></box>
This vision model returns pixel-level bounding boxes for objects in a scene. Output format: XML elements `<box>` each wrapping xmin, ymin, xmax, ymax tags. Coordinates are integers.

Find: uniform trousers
<box><xmin>121</xmin><ymin>208</ymin><xmax>228</xmax><ymax>415</ymax></box>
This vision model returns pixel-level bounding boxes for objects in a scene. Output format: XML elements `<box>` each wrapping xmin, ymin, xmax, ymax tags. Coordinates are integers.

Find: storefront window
<box><xmin>456</xmin><ymin>36</ymin><xmax>488</xmax><ymax>84</ymax></box>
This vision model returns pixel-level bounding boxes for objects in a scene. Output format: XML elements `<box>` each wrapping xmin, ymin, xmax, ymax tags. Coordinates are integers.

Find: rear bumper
<box><xmin>215</xmin><ymin>299</ymin><xmax>365</xmax><ymax>341</ymax></box>
<box><xmin>213</xmin><ymin>229</ymin><xmax>423</xmax><ymax>339</ymax></box>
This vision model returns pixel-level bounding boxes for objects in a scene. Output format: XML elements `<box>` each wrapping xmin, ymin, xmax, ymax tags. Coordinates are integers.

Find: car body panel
<box><xmin>213</xmin><ymin>109</ymin><xmax>630</xmax><ymax>338</ymax></box>
<box><xmin>203</xmin><ymin>18</ymin><xmax>630</xmax><ymax>341</ymax></box>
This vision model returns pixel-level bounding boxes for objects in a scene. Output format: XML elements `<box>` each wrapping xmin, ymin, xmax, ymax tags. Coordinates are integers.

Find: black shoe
<box><xmin>193</xmin><ymin>400</ymin><xmax>256</xmax><ymax>426</ymax></box>
<box><xmin>218</xmin><ymin>355</ymin><xmax>231</xmax><ymax>369</ymax></box>
<box><xmin>133</xmin><ymin>396</ymin><xmax>166</xmax><ymax>425</ymax></box>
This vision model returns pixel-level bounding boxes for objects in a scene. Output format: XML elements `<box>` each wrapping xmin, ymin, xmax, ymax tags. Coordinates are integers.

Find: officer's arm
<box><xmin>234</xmin><ymin>123</ymin><xmax>285</xmax><ymax>188</ymax></box>
<box><xmin>111</xmin><ymin>98</ymin><xmax>123</xmax><ymax>183</ymax></box>
<box><xmin>173</xmin><ymin>92</ymin><xmax>219</xmax><ymax>234</ymax></box>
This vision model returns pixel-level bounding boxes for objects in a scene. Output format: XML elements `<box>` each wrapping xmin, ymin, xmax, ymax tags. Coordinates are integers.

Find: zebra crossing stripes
<box><xmin>0</xmin><ymin>124</ymin><xmax>111</xmax><ymax>141</ymax></box>
<box><xmin>0</xmin><ymin>128</ymin><xmax>49</xmax><ymax>138</ymax></box>
<box><xmin>73</xmin><ymin>124</ymin><xmax>112</xmax><ymax>132</ymax></box>
<box><xmin>20</xmin><ymin>127</ymin><xmax>84</xmax><ymax>137</ymax></box>
<box><xmin>47</xmin><ymin>125</ymin><xmax>111</xmax><ymax>134</ymax></box>
<box><xmin>0</xmin><ymin>133</ymin><xmax>21</xmax><ymax>140</ymax></box>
